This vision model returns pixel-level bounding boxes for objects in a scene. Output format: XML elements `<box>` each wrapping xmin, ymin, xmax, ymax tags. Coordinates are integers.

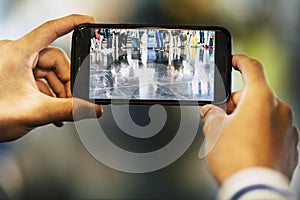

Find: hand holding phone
<box><xmin>71</xmin><ymin>24</ymin><xmax>232</xmax><ymax>105</ymax></box>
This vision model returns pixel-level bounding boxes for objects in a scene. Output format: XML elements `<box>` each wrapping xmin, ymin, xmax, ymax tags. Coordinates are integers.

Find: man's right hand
<box><xmin>200</xmin><ymin>55</ymin><xmax>299</xmax><ymax>185</ymax></box>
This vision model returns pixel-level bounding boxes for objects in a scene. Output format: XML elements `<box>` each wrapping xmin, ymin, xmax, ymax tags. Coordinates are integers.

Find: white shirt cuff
<box><xmin>218</xmin><ymin>167</ymin><xmax>295</xmax><ymax>200</ymax></box>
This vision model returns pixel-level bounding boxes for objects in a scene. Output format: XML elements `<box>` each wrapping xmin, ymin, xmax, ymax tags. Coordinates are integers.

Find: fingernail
<box><xmin>200</xmin><ymin>105</ymin><xmax>213</xmax><ymax>118</ymax></box>
<box><xmin>95</xmin><ymin>105</ymin><xmax>103</xmax><ymax>118</ymax></box>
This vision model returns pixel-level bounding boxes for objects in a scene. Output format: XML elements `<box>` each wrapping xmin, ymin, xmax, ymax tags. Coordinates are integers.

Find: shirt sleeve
<box><xmin>217</xmin><ymin>167</ymin><xmax>296</xmax><ymax>200</ymax></box>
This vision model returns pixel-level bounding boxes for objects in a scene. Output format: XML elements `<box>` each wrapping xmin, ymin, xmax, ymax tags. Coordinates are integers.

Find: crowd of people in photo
<box><xmin>89</xmin><ymin>28</ymin><xmax>215</xmax><ymax>101</ymax></box>
<box><xmin>90</xmin><ymin>28</ymin><xmax>215</xmax><ymax>52</ymax></box>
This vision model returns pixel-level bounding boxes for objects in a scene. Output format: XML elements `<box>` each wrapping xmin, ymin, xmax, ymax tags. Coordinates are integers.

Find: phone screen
<box><xmin>71</xmin><ymin>25</ymin><xmax>231</xmax><ymax>105</ymax></box>
<box><xmin>89</xmin><ymin>28</ymin><xmax>215</xmax><ymax>102</ymax></box>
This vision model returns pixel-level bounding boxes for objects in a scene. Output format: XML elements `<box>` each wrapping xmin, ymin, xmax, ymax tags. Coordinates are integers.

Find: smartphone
<box><xmin>71</xmin><ymin>24</ymin><xmax>232</xmax><ymax>105</ymax></box>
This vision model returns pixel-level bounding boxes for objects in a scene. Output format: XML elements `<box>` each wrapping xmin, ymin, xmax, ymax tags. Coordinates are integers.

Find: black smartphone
<box><xmin>71</xmin><ymin>24</ymin><xmax>232</xmax><ymax>105</ymax></box>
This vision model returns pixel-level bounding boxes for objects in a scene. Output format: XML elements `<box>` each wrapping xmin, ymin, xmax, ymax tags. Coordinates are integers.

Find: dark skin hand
<box><xmin>0</xmin><ymin>14</ymin><xmax>102</xmax><ymax>142</ymax></box>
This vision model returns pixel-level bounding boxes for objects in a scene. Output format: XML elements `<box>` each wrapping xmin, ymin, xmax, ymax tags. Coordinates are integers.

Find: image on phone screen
<box><xmin>88</xmin><ymin>28</ymin><xmax>215</xmax><ymax>103</ymax></box>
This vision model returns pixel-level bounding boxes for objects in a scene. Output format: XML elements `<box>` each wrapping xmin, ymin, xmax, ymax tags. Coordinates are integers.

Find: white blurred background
<box><xmin>0</xmin><ymin>0</ymin><xmax>299</xmax><ymax>199</ymax></box>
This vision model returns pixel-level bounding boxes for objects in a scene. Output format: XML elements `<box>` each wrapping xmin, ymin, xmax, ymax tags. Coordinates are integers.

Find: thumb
<box><xmin>199</xmin><ymin>104</ymin><xmax>226</xmax><ymax>158</ymax></box>
<box><xmin>72</xmin><ymin>98</ymin><xmax>103</xmax><ymax>121</ymax></box>
<box><xmin>43</xmin><ymin>97</ymin><xmax>103</xmax><ymax>124</ymax></box>
<box><xmin>200</xmin><ymin>104</ymin><xmax>226</xmax><ymax>135</ymax></box>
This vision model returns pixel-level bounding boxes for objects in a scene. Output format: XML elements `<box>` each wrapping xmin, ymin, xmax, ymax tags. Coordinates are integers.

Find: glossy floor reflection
<box><xmin>90</xmin><ymin>46</ymin><xmax>214</xmax><ymax>101</ymax></box>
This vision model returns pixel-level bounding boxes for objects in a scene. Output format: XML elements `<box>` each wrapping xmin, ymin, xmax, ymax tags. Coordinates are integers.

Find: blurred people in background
<box><xmin>0</xmin><ymin>0</ymin><xmax>299</xmax><ymax>199</ymax></box>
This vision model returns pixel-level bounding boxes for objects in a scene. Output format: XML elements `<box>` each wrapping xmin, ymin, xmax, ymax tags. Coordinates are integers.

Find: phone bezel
<box><xmin>71</xmin><ymin>24</ymin><xmax>232</xmax><ymax>106</ymax></box>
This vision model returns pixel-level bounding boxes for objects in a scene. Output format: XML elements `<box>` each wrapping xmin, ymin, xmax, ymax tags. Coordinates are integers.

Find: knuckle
<box><xmin>250</xmin><ymin>58</ymin><xmax>265</xmax><ymax>74</ymax></box>
<box><xmin>52</xmin><ymin>46</ymin><xmax>64</xmax><ymax>54</ymax></box>
<box><xmin>68</xmin><ymin>14</ymin><xmax>80</xmax><ymax>18</ymax></box>
<box><xmin>52</xmin><ymin>47</ymin><xmax>69</xmax><ymax>62</ymax></box>
<box><xmin>280</xmin><ymin>101</ymin><xmax>293</xmax><ymax>120</ymax></box>
<box><xmin>265</xmin><ymin>88</ymin><xmax>276</xmax><ymax>104</ymax></box>
<box><xmin>256</xmin><ymin>86</ymin><xmax>276</xmax><ymax>106</ymax></box>
<box><xmin>249</xmin><ymin>58</ymin><xmax>263</xmax><ymax>67</ymax></box>
<box><xmin>41</xmin><ymin>20</ymin><xmax>56</xmax><ymax>33</ymax></box>
<box><xmin>0</xmin><ymin>39</ymin><xmax>14</xmax><ymax>47</ymax></box>
<box><xmin>43</xmin><ymin>46</ymin><xmax>65</xmax><ymax>57</ymax></box>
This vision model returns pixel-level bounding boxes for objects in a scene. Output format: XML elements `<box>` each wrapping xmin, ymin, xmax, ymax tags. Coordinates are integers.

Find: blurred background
<box><xmin>0</xmin><ymin>0</ymin><xmax>299</xmax><ymax>199</ymax></box>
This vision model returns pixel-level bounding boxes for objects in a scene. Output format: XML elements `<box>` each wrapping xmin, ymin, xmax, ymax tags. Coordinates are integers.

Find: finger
<box><xmin>36</xmin><ymin>47</ymin><xmax>70</xmax><ymax>83</ymax></box>
<box><xmin>34</xmin><ymin>68</ymin><xmax>67</xmax><ymax>98</ymax></box>
<box><xmin>232</xmin><ymin>55</ymin><xmax>267</xmax><ymax>87</ymax></box>
<box><xmin>35</xmin><ymin>83</ymin><xmax>67</xmax><ymax>127</ymax></box>
<box><xmin>53</xmin><ymin>122</ymin><xmax>64</xmax><ymax>127</ymax></box>
<box><xmin>200</xmin><ymin>104</ymin><xmax>226</xmax><ymax>135</ymax></box>
<box><xmin>45</xmin><ymin>71</ymin><xmax>68</xmax><ymax>98</ymax></box>
<box><xmin>226</xmin><ymin>90</ymin><xmax>242</xmax><ymax>114</ymax></box>
<box><xmin>36</xmin><ymin>79</ymin><xmax>54</xmax><ymax>97</ymax></box>
<box><xmin>35</xmin><ymin>47</ymin><xmax>72</xmax><ymax>97</ymax></box>
<box><xmin>231</xmin><ymin>55</ymin><xmax>276</xmax><ymax>112</ymax></box>
<box><xmin>199</xmin><ymin>105</ymin><xmax>226</xmax><ymax>158</ymax></box>
<box><xmin>40</xmin><ymin>97</ymin><xmax>103</xmax><ymax>124</ymax></box>
<box><xmin>65</xmin><ymin>81</ymin><xmax>72</xmax><ymax>98</ymax></box>
<box><xmin>35</xmin><ymin>79</ymin><xmax>69</xmax><ymax>126</ymax></box>
<box><xmin>200</xmin><ymin>104</ymin><xmax>214</xmax><ymax>119</ymax></box>
<box><xmin>17</xmin><ymin>14</ymin><xmax>95</xmax><ymax>55</ymax></box>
